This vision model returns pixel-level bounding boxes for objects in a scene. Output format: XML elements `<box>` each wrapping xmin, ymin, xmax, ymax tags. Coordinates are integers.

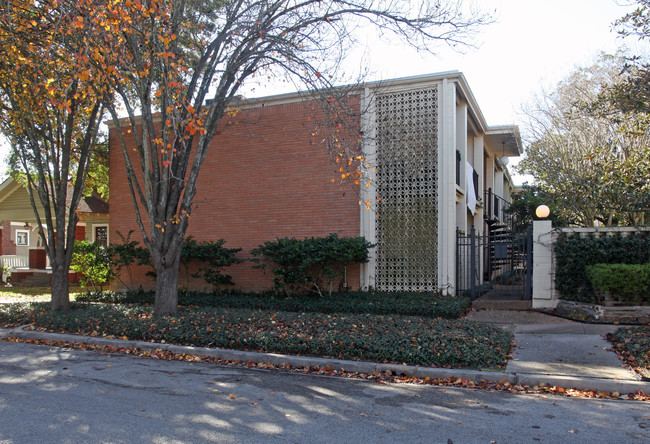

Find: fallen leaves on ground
<box><xmin>607</xmin><ymin>327</ymin><xmax>650</xmax><ymax>380</ymax></box>
<box><xmin>2</xmin><ymin>336</ymin><xmax>647</xmax><ymax>402</ymax></box>
<box><xmin>0</xmin><ymin>303</ymin><xmax>512</xmax><ymax>369</ymax></box>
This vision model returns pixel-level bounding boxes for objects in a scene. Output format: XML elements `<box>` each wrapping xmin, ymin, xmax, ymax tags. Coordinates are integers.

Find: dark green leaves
<box><xmin>250</xmin><ymin>234</ymin><xmax>373</xmax><ymax>296</ymax></box>
<box><xmin>555</xmin><ymin>232</ymin><xmax>650</xmax><ymax>302</ymax></box>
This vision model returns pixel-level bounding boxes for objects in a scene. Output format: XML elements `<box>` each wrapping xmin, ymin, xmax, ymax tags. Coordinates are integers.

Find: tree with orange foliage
<box><xmin>0</xmin><ymin>0</ymin><xmax>108</xmax><ymax>311</ymax></box>
<box><xmin>94</xmin><ymin>0</ymin><xmax>491</xmax><ymax>316</ymax></box>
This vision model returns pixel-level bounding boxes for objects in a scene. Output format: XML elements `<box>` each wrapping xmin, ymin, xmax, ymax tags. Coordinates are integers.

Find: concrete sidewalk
<box><xmin>1</xmin><ymin>310</ymin><xmax>648</xmax><ymax>395</ymax></box>
<box><xmin>465</xmin><ymin>309</ymin><xmax>648</xmax><ymax>394</ymax></box>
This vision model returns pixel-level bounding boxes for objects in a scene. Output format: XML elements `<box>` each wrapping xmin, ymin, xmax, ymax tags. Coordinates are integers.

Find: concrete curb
<box><xmin>2</xmin><ymin>325</ymin><xmax>649</xmax><ymax>395</ymax></box>
<box><xmin>511</xmin><ymin>372</ymin><xmax>649</xmax><ymax>395</ymax></box>
<box><xmin>3</xmin><ymin>325</ymin><xmax>500</xmax><ymax>381</ymax></box>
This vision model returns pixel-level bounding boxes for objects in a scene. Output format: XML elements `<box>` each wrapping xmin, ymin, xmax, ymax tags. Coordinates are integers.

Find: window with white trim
<box><xmin>15</xmin><ymin>230</ymin><xmax>29</xmax><ymax>246</ymax></box>
<box><xmin>93</xmin><ymin>225</ymin><xmax>108</xmax><ymax>247</ymax></box>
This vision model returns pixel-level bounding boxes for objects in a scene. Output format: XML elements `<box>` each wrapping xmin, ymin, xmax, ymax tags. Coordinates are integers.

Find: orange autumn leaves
<box><xmin>0</xmin><ymin>0</ymin><xmax>103</xmax><ymax>155</ymax></box>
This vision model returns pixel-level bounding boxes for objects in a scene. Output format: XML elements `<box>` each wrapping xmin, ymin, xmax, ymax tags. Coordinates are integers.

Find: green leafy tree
<box><xmin>70</xmin><ymin>241</ymin><xmax>115</xmax><ymax>292</ymax></box>
<box><xmin>84</xmin><ymin>140</ymin><xmax>110</xmax><ymax>201</ymax></box>
<box><xmin>609</xmin><ymin>0</ymin><xmax>650</xmax><ymax>115</ymax></box>
<box><xmin>518</xmin><ymin>53</ymin><xmax>650</xmax><ymax>226</ymax></box>
<box><xmin>506</xmin><ymin>184</ymin><xmax>568</xmax><ymax>230</ymax></box>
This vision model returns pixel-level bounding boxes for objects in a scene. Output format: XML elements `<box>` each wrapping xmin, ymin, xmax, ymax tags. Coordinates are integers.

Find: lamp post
<box><xmin>535</xmin><ymin>204</ymin><xmax>550</xmax><ymax>219</ymax></box>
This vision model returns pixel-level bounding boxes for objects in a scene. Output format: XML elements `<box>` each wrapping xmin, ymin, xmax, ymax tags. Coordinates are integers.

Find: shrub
<box><xmin>70</xmin><ymin>241</ymin><xmax>115</xmax><ymax>292</ymax></box>
<box><xmin>251</xmin><ymin>234</ymin><xmax>373</xmax><ymax>296</ymax></box>
<box><xmin>554</xmin><ymin>232</ymin><xmax>650</xmax><ymax>303</ymax></box>
<box><xmin>111</xmin><ymin>231</ymin><xmax>153</xmax><ymax>291</ymax></box>
<box><xmin>180</xmin><ymin>237</ymin><xmax>242</xmax><ymax>289</ymax></box>
<box><xmin>586</xmin><ymin>263</ymin><xmax>650</xmax><ymax>305</ymax></box>
<box><xmin>107</xmin><ymin>232</ymin><xmax>242</xmax><ymax>291</ymax></box>
<box><xmin>71</xmin><ymin>232</ymin><xmax>152</xmax><ymax>292</ymax></box>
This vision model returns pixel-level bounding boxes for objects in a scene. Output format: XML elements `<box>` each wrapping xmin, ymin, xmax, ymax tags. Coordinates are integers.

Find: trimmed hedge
<box><xmin>586</xmin><ymin>264</ymin><xmax>650</xmax><ymax>305</ymax></box>
<box><xmin>0</xmin><ymin>303</ymin><xmax>511</xmax><ymax>369</ymax></box>
<box><xmin>75</xmin><ymin>290</ymin><xmax>471</xmax><ymax>319</ymax></box>
<box><xmin>555</xmin><ymin>232</ymin><xmax>650</xmax><ymax>303</ymax></box>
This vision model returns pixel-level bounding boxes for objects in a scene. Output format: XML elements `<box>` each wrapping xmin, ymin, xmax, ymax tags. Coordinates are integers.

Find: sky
<box><xmin>360</xmin><ymin>0</ymin><xmax>638</xmax><ymax>126</ymax></box>
<box><xmin>359</xmin><ymin>0</ymin><xmax>640</xmax><ymax>184</ymax></box>
<box><xmin>239</xmin><ymin>0</ymin><xmax>640</xmax><ymax>184</ymax></box>
<box><xmin>0</xmin><ymin>0</ymin><xmax>640</xmax><ymax>183</ymax></box>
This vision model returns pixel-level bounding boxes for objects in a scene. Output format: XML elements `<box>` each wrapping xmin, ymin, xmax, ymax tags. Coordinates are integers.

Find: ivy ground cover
<box><xmin>76</xmin><ymin>290</ymin><xmax>472</xmax><ymax>319</ymax></box>
<box><xmin>608</xmin><ymin>326</ymin><xmax>650</xmax><ymax>379</ymax></box>
<box><xmin>0</xmin><ymin>302</ymin><xmax>511</xmax><ymax>370</ymax></box>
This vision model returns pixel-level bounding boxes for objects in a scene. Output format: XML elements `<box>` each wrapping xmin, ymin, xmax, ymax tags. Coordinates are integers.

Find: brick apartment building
<box><xmin>108</xmin><ymin>71</ymin><xmax>522</xmax><ymax>294</ymax></box>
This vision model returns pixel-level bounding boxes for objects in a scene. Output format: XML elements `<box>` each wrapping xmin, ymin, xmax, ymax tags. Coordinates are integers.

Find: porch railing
<box><xmin>484</xmin><ymin>188</ymin><xmax>511</xmax><ymax>225</ymax></box>
<box><xmin>0</xmin><ymin>255</ymin><xmax>28</xmax><ymax>269</ymax></box>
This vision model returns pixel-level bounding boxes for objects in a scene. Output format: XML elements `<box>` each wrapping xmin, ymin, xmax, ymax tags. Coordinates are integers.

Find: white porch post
<box><xmin>438</xmin><ymin>78</ymin><xmax>457</xmax><ymax>294</ymax></box>
<box><xmin>473</xmin><ymin>136</ymin><xmax>484</xmax><ymax>228</ymax></box>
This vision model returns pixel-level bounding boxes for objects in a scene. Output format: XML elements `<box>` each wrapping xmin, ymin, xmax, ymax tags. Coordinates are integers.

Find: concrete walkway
<box><xmin>1</xmin><ymin>310</ymin><xmax>648</xmax><ymax>395</ymax></box>
<box><xmin>465</xmin><ymin>309</ymin><xmax>647</xmax><ymax>393</ymax></box>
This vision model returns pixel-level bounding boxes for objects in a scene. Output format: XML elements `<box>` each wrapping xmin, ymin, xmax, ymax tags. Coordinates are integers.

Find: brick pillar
<box><xmin>1</xmin><ymin>221</ymin><xmax>15</xmax><ymax>255</ymax></box>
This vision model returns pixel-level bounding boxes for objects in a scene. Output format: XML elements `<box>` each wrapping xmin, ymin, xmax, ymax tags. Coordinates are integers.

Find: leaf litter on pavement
<box><xmin>2</xmin><ymin>336</ymin><xmax>647</xmax><ymax>402</ymax></box>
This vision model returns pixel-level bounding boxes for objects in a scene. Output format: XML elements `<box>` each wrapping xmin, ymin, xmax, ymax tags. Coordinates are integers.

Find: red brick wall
<box><xmin>1</xmin><ymin>221</ymin><xmax>16</xmax><ymax>256</ymax></box>
<box><xmin>109</xmin><ymin>98</ymin><xmax>363</xmax><ymax>292</ymax></box>
<box><xmin>75</xmin><ymin>225</ymin><xmax>86</xmax><ymax>241</ymax></box>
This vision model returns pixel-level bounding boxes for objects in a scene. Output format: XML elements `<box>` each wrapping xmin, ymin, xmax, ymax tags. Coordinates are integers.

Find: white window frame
<box><xmin>15</xmin><ymin>229</ymin><xmax>29</xmax><ymax>246</ymax></box>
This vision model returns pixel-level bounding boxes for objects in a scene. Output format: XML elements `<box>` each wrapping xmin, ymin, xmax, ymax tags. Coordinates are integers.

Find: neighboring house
<box><xmin>0</xmin><ymin>177</ymin><xmax>109</xmax><ymax>281</ymax></box>
<box><xmin>108</xmin><ymin>71</ymin><xmax>522</xmax><ymax>294</ymax></box>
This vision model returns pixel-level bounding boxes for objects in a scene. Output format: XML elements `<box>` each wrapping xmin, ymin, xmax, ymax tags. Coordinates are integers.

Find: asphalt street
<box><xmin>0</xmin><ymin>340</ymin><xmax>648</xmax><ymax>443</ymax></box>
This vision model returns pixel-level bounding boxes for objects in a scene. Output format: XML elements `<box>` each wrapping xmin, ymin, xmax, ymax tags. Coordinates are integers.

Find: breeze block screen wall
<box><xmin>374</xmin><ymin>87</ymin><xmax>439</xmax><ymax>291</ymax></box>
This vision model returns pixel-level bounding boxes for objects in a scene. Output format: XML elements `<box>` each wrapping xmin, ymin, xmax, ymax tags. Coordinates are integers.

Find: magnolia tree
<box><xmin>517</xmin><ymin>53</ymin><xmax>650</xmax><ymax>226</ymax></box>
<box><xmin>0</xmin><ymin>1</ymin><xmax>107</xmax><ymax>311</ymax></box>
<box><xmin>610</xmin><ymin>0</ymin><xmax>650</xmax><ymax>115</ymax></box>
<box><xmin>22</xmin><ymin>0</ymin><xmax>491</xmax><ymax>316</ymax></box>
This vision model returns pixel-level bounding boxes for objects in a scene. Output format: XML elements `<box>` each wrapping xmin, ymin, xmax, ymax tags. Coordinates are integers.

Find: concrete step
<box><xmin>11</xmin><ymin>271</ymin><xmax>51</xmax><ymax>287</ymax></box>
<box><xmin>472</xmin><ymin>299</ymin><xmax>532</xmax><ymax>310</ymax></box>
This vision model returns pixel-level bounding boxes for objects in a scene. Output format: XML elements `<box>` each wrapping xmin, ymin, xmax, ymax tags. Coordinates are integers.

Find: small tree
<box><xmin>70</xmin><ymin>241</ymin><xmax>115</xmax><ymax>292</ymax></box>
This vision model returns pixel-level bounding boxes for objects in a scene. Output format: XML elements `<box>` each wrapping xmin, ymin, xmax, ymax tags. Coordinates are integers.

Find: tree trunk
<box><xmin>153</xmin><ymin>253</ymin><xmax>181</xmax><ymax>317</ymax></box>
<box><xmin>50</xmin><ymin>263</ymin><xmax>71</xmax><ymax>312</ymax></box>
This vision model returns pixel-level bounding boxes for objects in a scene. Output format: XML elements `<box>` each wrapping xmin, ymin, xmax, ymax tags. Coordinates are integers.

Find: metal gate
<box><xmin>456</xmin><ymin>225</ymin><xmax>532</xmax><ymax>300</ymax></box>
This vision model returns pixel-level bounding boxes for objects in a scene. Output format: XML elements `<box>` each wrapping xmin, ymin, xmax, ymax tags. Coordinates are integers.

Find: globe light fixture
<box><xmin>536</xmin><ymin>204</ymin><xmax>550</xmax><ymax>219</ymax></box>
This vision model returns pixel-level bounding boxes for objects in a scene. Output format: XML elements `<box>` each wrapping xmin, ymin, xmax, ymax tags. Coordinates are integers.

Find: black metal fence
<box><xmin>484</xmin><ymin>188</ymin><xmax>514</xmax><ymax>230</ymax></box>
<box><xmin>456</xmin><ymin>225</ymin><xmax>533</xmax><ymax>300</ymax></box>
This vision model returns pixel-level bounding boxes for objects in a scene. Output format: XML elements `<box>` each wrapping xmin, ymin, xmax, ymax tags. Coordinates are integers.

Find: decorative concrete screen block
<box><xmin>375</xmin><ymin>87</ymin><xmax>439</xmax><ymax>291</ymax></box>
